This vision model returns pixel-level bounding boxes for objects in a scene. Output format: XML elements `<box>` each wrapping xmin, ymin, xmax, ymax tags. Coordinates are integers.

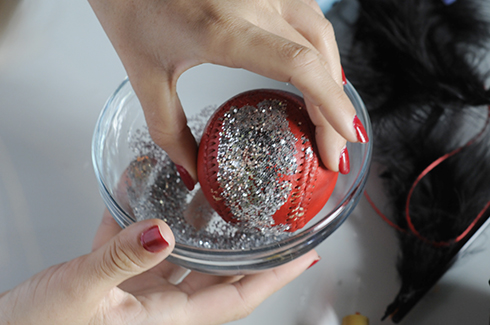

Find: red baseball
<box><xmin>197</xmin><ymin>89</ymin><xmax>338</xmax><ymax>232</ymax></box>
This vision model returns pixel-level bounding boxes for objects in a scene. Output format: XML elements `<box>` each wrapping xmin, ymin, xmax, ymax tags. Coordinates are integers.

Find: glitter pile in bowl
<box><xmin>126</xmin><ymin>107</ymin><xmax>295</xmax><ymax>250</ymax></box>
<box><xmin>126</xmin><ymin>89</ymin><xmax>337</xmax><ymax>250</ymax></box>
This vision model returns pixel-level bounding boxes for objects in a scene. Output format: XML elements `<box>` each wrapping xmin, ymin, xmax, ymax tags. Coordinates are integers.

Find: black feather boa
<box><xmin>340</xmin><ymin>0</ymin><xmax>490</xmax><ymax>322</ymax></box>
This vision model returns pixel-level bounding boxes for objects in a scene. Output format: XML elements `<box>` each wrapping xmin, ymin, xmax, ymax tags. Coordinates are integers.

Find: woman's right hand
<box><xmin>88</xmin><ymin>0</ymin><xmax>369</xmax><ymax>185</ymax></box>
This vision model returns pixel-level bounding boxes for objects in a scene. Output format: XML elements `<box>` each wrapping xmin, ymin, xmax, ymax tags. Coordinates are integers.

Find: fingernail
<box><xmin>308</xmin><ymin>256</ymin><xmax>321</xmax><ymax>269</ymax></box>
<box><xmin>341</xmin><ymin>67</ymin><xmax>347</xmax><ymax>85</ymax></box>
<box><xmin>353</xmin><ymin>116</ymin><xmax>369</xmax><ymax>143</ymax></box>
<box><xmin>175</xmin><ymin>165</ymin><xmax>195</xmax><ymax>191</ymax></box>
<box><xmin>141</xmin><ymin>225</ymin><xmax>169</xmax><ymax>253</ymax></box>
<box><xmin>339</xmin><ymin>146</ymin><xmax>350</xmax><ymax>174</ymax></box>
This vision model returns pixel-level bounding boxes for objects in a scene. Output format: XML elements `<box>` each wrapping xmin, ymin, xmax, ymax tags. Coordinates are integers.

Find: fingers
<box><xmin>304</xmin><ymin>97</ymin><xmax>347</xmax><ymax>172</ymax></box>
<box><xmin>253</xmin><ymin>2</ymin><xmax>352</xmax><ymax>172</ymax></box>
<box><xmin>220</xmin><ymin>13</ymin><xmax>355</xmax><ymax>171</ymax></box>
<box><xmin>184</xmin><ymin>250</ymin><xmax>319</xmax><ymax>324</ymax></box>
<box><xmin>316</xmin><ymin>124</ymin><xmax>350</xmax><ymax>173</ymax></box>
<box><xmin>130</xmin><ymin>70</ymin><xmax>199</xmax><ymax>186</ymax></box>
<box><xmin>106</xmin><ymin>0</ymin><xmax>365</xmax><ymax>182</ymax></box>
<box><xmin>80</xmin><ymin>218</ymin><xmax>175</xmax><ymax>299</ymax></box>
<box><xmin>215</xmin><ymin>21</ymin><xmax>359</xmax><ymax>145</ymax></box>
<box><xmin>222</xmin><ymin>6</ymin><xmax>363</xmax><ymax>173</ymax></box>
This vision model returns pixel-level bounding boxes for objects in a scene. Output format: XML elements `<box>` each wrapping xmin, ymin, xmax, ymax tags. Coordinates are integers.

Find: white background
<box><xmin>0</xmin><ymin>1</ymin><xmax>489</xmax><ymax>324</ymax></box>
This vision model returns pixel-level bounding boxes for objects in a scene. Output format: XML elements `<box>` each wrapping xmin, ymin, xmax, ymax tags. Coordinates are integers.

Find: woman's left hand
<box><xmin>0</xmin><ymin>210</ymin><xmax>318</xmax><ymax>325</ymax></box>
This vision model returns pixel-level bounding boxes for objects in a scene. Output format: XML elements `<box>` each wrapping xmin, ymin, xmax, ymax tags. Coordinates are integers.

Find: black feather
<box><xmin>340</xmin><ymin>0</ymin><xmax>490</xmax><ymax>322</ymax></box>
<box><xmin>377</xmin><ymin>110</ymin><xmax>490</xmax><ymax>322</ymax></box>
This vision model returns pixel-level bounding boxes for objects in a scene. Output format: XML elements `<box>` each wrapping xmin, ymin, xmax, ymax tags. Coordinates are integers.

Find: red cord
<box><xmin>364</xmin><ymin>192</ymin><xmax>405</xmax><ymax>233</ymax></box>
<box><xmin>366</xmin><ymin>106</ymin><xmax>490</xmax><ymax>247</ymax></box>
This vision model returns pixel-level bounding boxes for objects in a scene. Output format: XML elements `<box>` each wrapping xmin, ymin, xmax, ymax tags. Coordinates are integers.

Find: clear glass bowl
<box><xmin>92</xmin><ymin>65</ymin><xmax>372</xmax><ymax>275</ymax></box>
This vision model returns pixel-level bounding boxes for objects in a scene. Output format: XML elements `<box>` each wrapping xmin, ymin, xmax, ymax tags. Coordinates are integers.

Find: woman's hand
<box><xmin>88</xmin><ymin>0</ymin><xmax>368</xmax><ymax>185</ymax></box>
<box><xmin>0</xmin><ymin>210</ymin><xmax>319</xmax><ymax>325</ymax></box>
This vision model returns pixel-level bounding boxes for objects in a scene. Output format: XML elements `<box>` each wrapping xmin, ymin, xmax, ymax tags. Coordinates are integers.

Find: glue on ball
<box><xmin>197</xmin><ymin>89</ymin><xmax>338</xmax><ymax>232</ymax></box>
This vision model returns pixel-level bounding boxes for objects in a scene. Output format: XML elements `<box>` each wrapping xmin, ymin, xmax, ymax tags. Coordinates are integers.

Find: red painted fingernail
<box><xmin>308</xmin><ymin>257</ymin><xmax>321</xmax><ymax>269</ymax></box>
<box><xmin>175</xmin><ymin>165</ymin><xmax>195</xmax><ymax>191</ymax></box>
<box><xmin>353</xmin><ymin>116</ymin><xmax>369</xmax><ymax>143</ymax></box>
<box><xmin>341</xmin><ymin>67</ymin><xmax>347</xmax><ymax>85</ymax></box>
<box><xmin>141</xmin><ymin>225</ymin><xmax>169</xmax><ymax>253</ymax></box>
<box><xmin>339</xmin><ymin>146</ymin><xmax>350</xmax><ymax>175</ymax></box>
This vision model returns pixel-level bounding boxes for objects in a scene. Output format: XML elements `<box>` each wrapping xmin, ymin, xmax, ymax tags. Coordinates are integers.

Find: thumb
<box><xmin>81</xmin><ymin>219</ymin><xmax>175</xmax><ymax>296</ymax></box>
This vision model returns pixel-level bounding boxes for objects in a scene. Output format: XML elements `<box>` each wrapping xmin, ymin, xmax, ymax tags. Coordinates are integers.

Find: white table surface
<box><xmin>1</xmin><ymin>1</ymin><xmax>490</xmax><ymax>324</ymax></box>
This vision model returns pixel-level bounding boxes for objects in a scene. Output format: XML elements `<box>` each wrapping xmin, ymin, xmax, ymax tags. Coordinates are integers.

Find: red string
<box><xmin>366</xmin><ymin>106</ymin><xmax>490</xmax><ymax>247</ymax></box>
<box><xmin>364</xmin><ymin>192</ymin><xmax>405</xmax><ymax>233</ymax></box>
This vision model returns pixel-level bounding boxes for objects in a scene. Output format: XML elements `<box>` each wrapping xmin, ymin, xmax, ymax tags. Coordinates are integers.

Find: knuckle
<box><xmin>320</xmin><ymin>90</ymin><xmax>344</xmax><ymax>112</ymax></box>
<box><xmin>194</xmin><ymin>4</ymin><xmax>240</xmax><ymax>43</ymax></box>
<box><xmin>281</xmin><ymin>43</ymin><xmax>319</xmax><ymax>71</ymax></box>
<box><xmin>99</xmin><ymin>238</ymin><xmax>144</xmax><ymax>279</ymax></box>
<box><xmin>318</xmin><ymin>19</ymin><xmax>335</xmax><ymax>42</ymax></box>
<box><xmin>331</xmin><ymin>86</ymin><xmax>348</xmax><ymax>104</ymax></box>
<box><xmin>206</xmin><ymin>17</ymin><xmax>246</xmax><ymax>57</ymax></box>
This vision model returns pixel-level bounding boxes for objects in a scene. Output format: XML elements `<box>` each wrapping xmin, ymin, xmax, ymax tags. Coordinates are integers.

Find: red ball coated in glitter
<box><xmin>197</xmin><ymin>89</ymin><xmax>338</xmax><ymax>232</ymax></box>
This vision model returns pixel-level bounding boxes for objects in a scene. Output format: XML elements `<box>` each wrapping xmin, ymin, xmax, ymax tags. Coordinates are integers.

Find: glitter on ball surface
<box><xmin>198</xmin><ymin>89</ymin><xmax>338</xmax><ymax>232</ymax></box>
<box><xmin>216</xmin><ymin>100</ymin><xmax>298</xmax><ymax>228</ymax></box>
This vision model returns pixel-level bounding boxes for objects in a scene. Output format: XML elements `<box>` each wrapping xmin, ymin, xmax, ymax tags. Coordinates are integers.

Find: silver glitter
<box><xmin>127</xmin><ymin>133</ymin><xmax>188</xmax><ymax>223</ymax></box>
<box><xmin>216</xmin><ymin>100</ymin><xmax>298</xmax><ymax>228</ymax></box>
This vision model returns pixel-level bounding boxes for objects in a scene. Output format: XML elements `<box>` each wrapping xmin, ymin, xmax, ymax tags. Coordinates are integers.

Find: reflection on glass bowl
<box><xmin>92</xmin><ymin>67</ymin><xmax>372</xmax><ymax>275</ymax></box>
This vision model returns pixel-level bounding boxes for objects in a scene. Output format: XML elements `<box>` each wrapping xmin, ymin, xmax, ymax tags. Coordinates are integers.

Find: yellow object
<box><xmin>342</xmin><ymin>313</ymin><xmax>369</xmax><ymax>325</ymax></box>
